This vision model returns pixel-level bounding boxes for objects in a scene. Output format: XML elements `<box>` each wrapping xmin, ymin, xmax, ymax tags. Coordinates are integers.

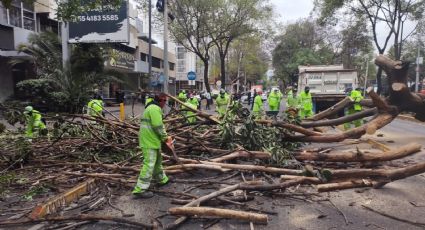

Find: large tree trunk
<box><xmin>376</xmin><ymin>67</ymin><xmax>383</xmax><ymax>95</ymax></box>
<box><xmin>294</xmin><ymin>143</ymin><xmax>421</xmax><ymax>162</ymax></box>
<box><xmin>375</xmin><ymin>55</ymin><xmax>425</xmax><ymax>121</ymax></box>
<box><xmin>203</xmin><ymin>60</ymin><xmax>211</xmax><ymax>93</ymax></box>
<box><xmin>220</xmin><ymin>53</ymin><xmax>226</xmax><ymax>89</ymax></box>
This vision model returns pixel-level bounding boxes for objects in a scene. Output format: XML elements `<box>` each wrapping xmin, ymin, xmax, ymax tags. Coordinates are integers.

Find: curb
<box><xmin>396</xmin><ymin>114</ymin><xmax>423</xmax><ymax>123</ymax></box>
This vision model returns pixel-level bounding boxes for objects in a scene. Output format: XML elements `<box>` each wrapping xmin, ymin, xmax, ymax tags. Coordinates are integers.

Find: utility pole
<box><xmin>61</xmin><ymin>22</ymin><xmax>70</xmax><ymax>66</ymax></box>
<box><xmin>163</xmin><ymin>0</ymin><xmax>169</xmax><ymax>93</ymax></box>
<box><xmin>148</xmin><ymin>0</ymin><xmax>152</xmax><ymax>81</ymax></box>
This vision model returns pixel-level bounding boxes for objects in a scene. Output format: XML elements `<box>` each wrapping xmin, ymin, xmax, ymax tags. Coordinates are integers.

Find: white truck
<box><xmin>297</xmin><ymin>65</ymin><xmax>358</xmax><ymax>113</ymax></box>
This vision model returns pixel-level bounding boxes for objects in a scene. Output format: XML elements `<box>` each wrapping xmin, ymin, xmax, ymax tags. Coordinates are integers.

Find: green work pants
<box><xmin>132</xmin><ymin>148</ymin><xmax>168</xmax><ymax>194</ymax></box>
<box><xmin>344</xmin><ymin>108</ymin><xmax>363</xmax><ymax>130</ymax></box>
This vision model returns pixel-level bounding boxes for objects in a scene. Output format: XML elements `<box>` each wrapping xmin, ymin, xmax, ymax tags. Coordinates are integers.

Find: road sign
<box><xmin>418</xmin><ymin>57</ymin><xmax>423</xmax><ymax>64</ymax></box>
<box><xmin>187</xmin><ymin>71</ymin><xmax>196</xmax><ymax>80</ymax></box>
<box><xmin>159</xmin><ymin>73</ymin><xmax>165</xmax><ymax>84</ymax></box>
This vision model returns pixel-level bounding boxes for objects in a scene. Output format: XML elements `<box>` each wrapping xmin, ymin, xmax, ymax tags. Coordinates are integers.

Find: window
<box><xmin>23</xmin><ymin>10</ymin><xmax>34</xmax><ymax>30</ymax></box>
<box><xmin>140</xmin><ymin>53</ymin><xmax>147</xmax><ymax>61</ymax></box>
<box><xmin>169</xmin><ymin>62</ymin><xmax>175</xmax><ymax>71</ymax></box>
<box><xmin>177</xmin><ymin>59</ymin><xmax>185</xmax><ymax>73</ymax></box>
<box><xmin>177</xmin><ymin>47</ymin><xmax>185</xmax><ymax>59</ymax></box>
<box><xmin>9</xmin><ymin>6</ymin><xmax>21</xmax><ymax>27</ymax></box>
<box><xmin>152</xmin><ymin>57</ymin><xmax>161</xmax><ymax>68</ymax></box>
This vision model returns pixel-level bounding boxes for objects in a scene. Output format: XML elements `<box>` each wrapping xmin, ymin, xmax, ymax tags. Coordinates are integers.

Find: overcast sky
<box><xmin>270</xmin><ymin>0</ymin><xmax>314</xmax><ymax>23</ymax></box>
<box><xmin>269</xmin><ymin>0</ymin><xmax>418</xmax><ymax>54</ymax></box>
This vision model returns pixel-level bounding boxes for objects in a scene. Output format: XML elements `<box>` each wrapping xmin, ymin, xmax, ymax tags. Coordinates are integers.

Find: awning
<box><xmin>0</xmin><ymin>50</ymin><xmax>30</xmax><ymax>58</ymax></box>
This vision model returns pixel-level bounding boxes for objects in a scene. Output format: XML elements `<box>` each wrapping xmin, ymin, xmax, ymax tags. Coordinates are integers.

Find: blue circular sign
<box><xmin>187</xmin><ymin>71</ymin><xmax>196</xmax><ymax>80</ymax></box>
<box><xmin>158</xmin><ymin>73</ymin><xmax>165</xmax><ymax>84</ymax></box>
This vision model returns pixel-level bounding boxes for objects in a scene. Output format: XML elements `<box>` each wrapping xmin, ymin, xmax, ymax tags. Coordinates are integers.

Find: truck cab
<box><xmin>297</xmin><ymin>65</ymin><xmax>358</xmax><ymax>114</ymax></box>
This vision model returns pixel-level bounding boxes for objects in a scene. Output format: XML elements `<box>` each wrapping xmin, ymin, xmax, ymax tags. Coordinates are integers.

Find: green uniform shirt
<box><xmin>184</xmin><ymin>102</ymin><xmax>197</xmax><ymax>123</ymax></box>
<box><xmin>267</xmin><ymin>91</ymin><xmax>281</xmax><ymax>107</ymax></box>
<box><xmin>139</xmin><ymin>103</ymin><xmax>167</xmax><ymax>149</ymax></box>
<box><xmin>178</xmin><ymin>92</ymin><xmax>187</xmax><ymax>102</ymax></box>
<box><xmin>300</xmin><ymin>91</ymin><xmax>313</xmax><ymax>111</ymax></box>
<box><xmin>215</xmin><ymin>93</ymin><xmax>230</xmax><ymax>115</ymax></box>
<box><xmin>252</xmin><ymin>95</ymin><xmax>263</xmax><ymax>112</ymax></box>
<box><xmin>88</xmin><ymin>99</ymin><xmax>104</xmax><ymax>116</ymax></box>
<box><xmin>350</xmin><ymin>89</ymin><xmax>363</xmax><ymax>111</ymax></box>
<box><xmin>287</xmin><ymin>93</ymin><xmax>300</xmax><ymax>109</ymax></box>
<box><xmin>25</xmin><ymin>109</ymin><xmax>46</xmax><ymax>137</ymax></box>
<box><xmin>188</xmin><ymin>98</ymin><xmax>199</xmax><ymax>107</ymax></box>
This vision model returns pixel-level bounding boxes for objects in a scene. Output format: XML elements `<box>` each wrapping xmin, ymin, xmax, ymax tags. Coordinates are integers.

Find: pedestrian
<box><xmin>299</xmin><ymin>86</ymin><xmax>314</xmax><ymax>119</ymax></box>
<box><xmin>133</xmin><ymin>93</ymin><xmax>173</xmax><ymax>198</ymax></box>
<box><xmin>23</xmin><ymin>106</ymin><xmax>47</xmax><ymax>138</ymax></box>
<box><xmin>344</xmin><ymin>87</ymin><xmax>364</xmax><ymax>130</ymax></box>
<box><xmin>215</xmin><ymin>89</ymin><xmax>230</xmax><ymax>118</ymax></box>
<box><xmin>87</xmin><ymin>95</ymin><xmax>104</xmax><ymax>117</ymax></box>
<box><xmin>252</xmin><ymin>91</ymin><xmax>263</xmax><ymax>119</ymax></box>
<box><xmin>204</xmin><ymin>91</ymin><xmax>211</xmax><ymax>110</ymax></box>
<box><xmin>267</xmin><ymin>88</ymin><xmax>282</xmax><ymax>112</ymax></box>
<box><xmin>251</xmin><ymin>89</ymin><xmax>257</xmax><ymax>110</ymax></box>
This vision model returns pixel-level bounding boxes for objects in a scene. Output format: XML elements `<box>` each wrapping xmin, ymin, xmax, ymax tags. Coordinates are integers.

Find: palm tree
<box><xmin>11</xmin><ymin>32</ymin><xmax>122</xmax><ymax>112</ymax></box>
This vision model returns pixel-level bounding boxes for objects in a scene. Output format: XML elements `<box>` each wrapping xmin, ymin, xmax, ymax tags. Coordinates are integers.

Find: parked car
<box><xmin>240</xmin><ymin>91</ymin><xmax>250</xmax><ymax>104</ymax></box>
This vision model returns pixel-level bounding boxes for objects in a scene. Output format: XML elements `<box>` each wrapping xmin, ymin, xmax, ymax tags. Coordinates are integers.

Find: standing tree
<box><xmin>206</xmin><ymin>0</ymin><xmax>272</xmax><ymax>89</ymax></box>
<box><xmin>272</xmin><ymin>19</ymin><xmax>335</xmax><ymax>86</ymax></box>
<box><xmin>226</xmin><ymin>34</ymin><xmax>269</xmax><ymax>91</ymax></box>
<box><xmin>316</xmin><ymin>0</ymin><xmax>425</xmax><ymax>94</ymax></box>
<box><xmin>169</xmin><ymin>0</ymin><xmax>217</xmax><ymax>92</ymax></box>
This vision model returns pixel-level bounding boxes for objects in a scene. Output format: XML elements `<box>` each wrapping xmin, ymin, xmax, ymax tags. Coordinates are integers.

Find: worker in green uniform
<box><xmin>215</xmin><ymin>89</ymin><xmax>230</xmax><ymax>118</ymax></box>
<box><xmin>252</xmin><ymin>91</ymin><xmax>263</xmax><ymax>119</ymax></box>
<box><xmin>268</xmin><ymin>88</ymin><xmax>282</xmax><ymax>112</ymax></box>
<box><xmin>286</xmin><ymin>87</ymin><xmax>300</xmax><ymax>117</ymax></box>
<box><xmin>299</xmin><ymin>86</ymin><xmax>314</xmax><ymax>119</ymax></box>
<box><xmin>187</xmin><ymin>94</ymin><xmax>199</xmax><ymax>108</ymax></box>
<box><xmin>178</xmin><ymin>90</ymin><xmax>187</xmax><ymax>102</ymax></box>
<box><xmin>24</xmin><ymin>106</ymin><xmax>47</xmax><ymax>138</ymax></box>
<box><xmin>87</xmin><ymin>95</ymin><xmax>104</xmax><ymax>117</ymax></box>
<box><xmin>344</xmin><ymin>87</ymin><xmax>364</xmax><ymax>130</ymax></box>
<box><xmin>133</xmin><ymin>94</ymin><xmax>172</xmax><ymax>198</ymax></box>
<box><xmin>183</xmin><ymin>101</ymin><xmax>197</xmax><ymax>124</ymax></box>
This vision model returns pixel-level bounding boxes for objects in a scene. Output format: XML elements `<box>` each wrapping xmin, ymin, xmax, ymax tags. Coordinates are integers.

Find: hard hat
<box><xmin>220</xmin><ymin>89</ymin><xmax>225</xmax><ymax>94</ymax></box>
<box><xmin>24</xmin><ymin>106</ymin><xmax>33</xmax><ymax>113</ymax></box>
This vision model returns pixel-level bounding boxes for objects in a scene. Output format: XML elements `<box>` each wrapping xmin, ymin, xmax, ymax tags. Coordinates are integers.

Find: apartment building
<box><xmin>175</xmin><ymin>44</ymin><xmax>204</xmax><ymax>92</ymax></box>
<box><xmin>0</xmin><ymin>0</ymin><xmax>178</xmax><ymax>102</ymax></box>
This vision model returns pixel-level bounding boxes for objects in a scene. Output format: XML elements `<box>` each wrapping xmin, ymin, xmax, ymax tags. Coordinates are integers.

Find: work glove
<box><xmin>165</xmin><ymin>136</ymin><xmax>175</xmax><ymax>148</ymax></box>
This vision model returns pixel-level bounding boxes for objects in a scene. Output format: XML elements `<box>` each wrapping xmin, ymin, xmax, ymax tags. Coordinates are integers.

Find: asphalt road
<box><xmin>2</xmin><ymin>104</ymin><xmax>425</xmax><ymax>230</ymax></box>
<box><xmin>78</xmin><ymin>117</ymin><xmax>425</xmax><ymax>230</ymax></box>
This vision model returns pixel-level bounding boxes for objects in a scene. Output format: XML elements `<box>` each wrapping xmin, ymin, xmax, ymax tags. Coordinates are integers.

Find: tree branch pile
<box><xmin>1</xmin><ymin>56</ymin><xmax>425</xmax><ymax>229</ymax></box>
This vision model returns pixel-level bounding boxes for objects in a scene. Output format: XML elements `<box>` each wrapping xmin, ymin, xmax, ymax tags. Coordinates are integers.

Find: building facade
<box><xmin>175</xmin><ymin>44</ymin><xmax>204</xmax><ymax>93</ymax></box>
<box><xmin>0</xmin><ymin>0</ymin><xmax>178</xmax><ymax>102</ymax></box>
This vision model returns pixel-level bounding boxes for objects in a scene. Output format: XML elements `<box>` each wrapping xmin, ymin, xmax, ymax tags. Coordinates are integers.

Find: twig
<box><xmin>328</xmin><ymin>199</ymin><xmax>349</xmax><ymax>225</ymax></box>
<box><xmin>362</xmin><ymin>205</ymin><xmax>425</xmax><ymax>227</ymax></box>
<box><xmin>0</xmin><ymin>214</ymin><xmax>154</xmax><ymax>229</ymax></box>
